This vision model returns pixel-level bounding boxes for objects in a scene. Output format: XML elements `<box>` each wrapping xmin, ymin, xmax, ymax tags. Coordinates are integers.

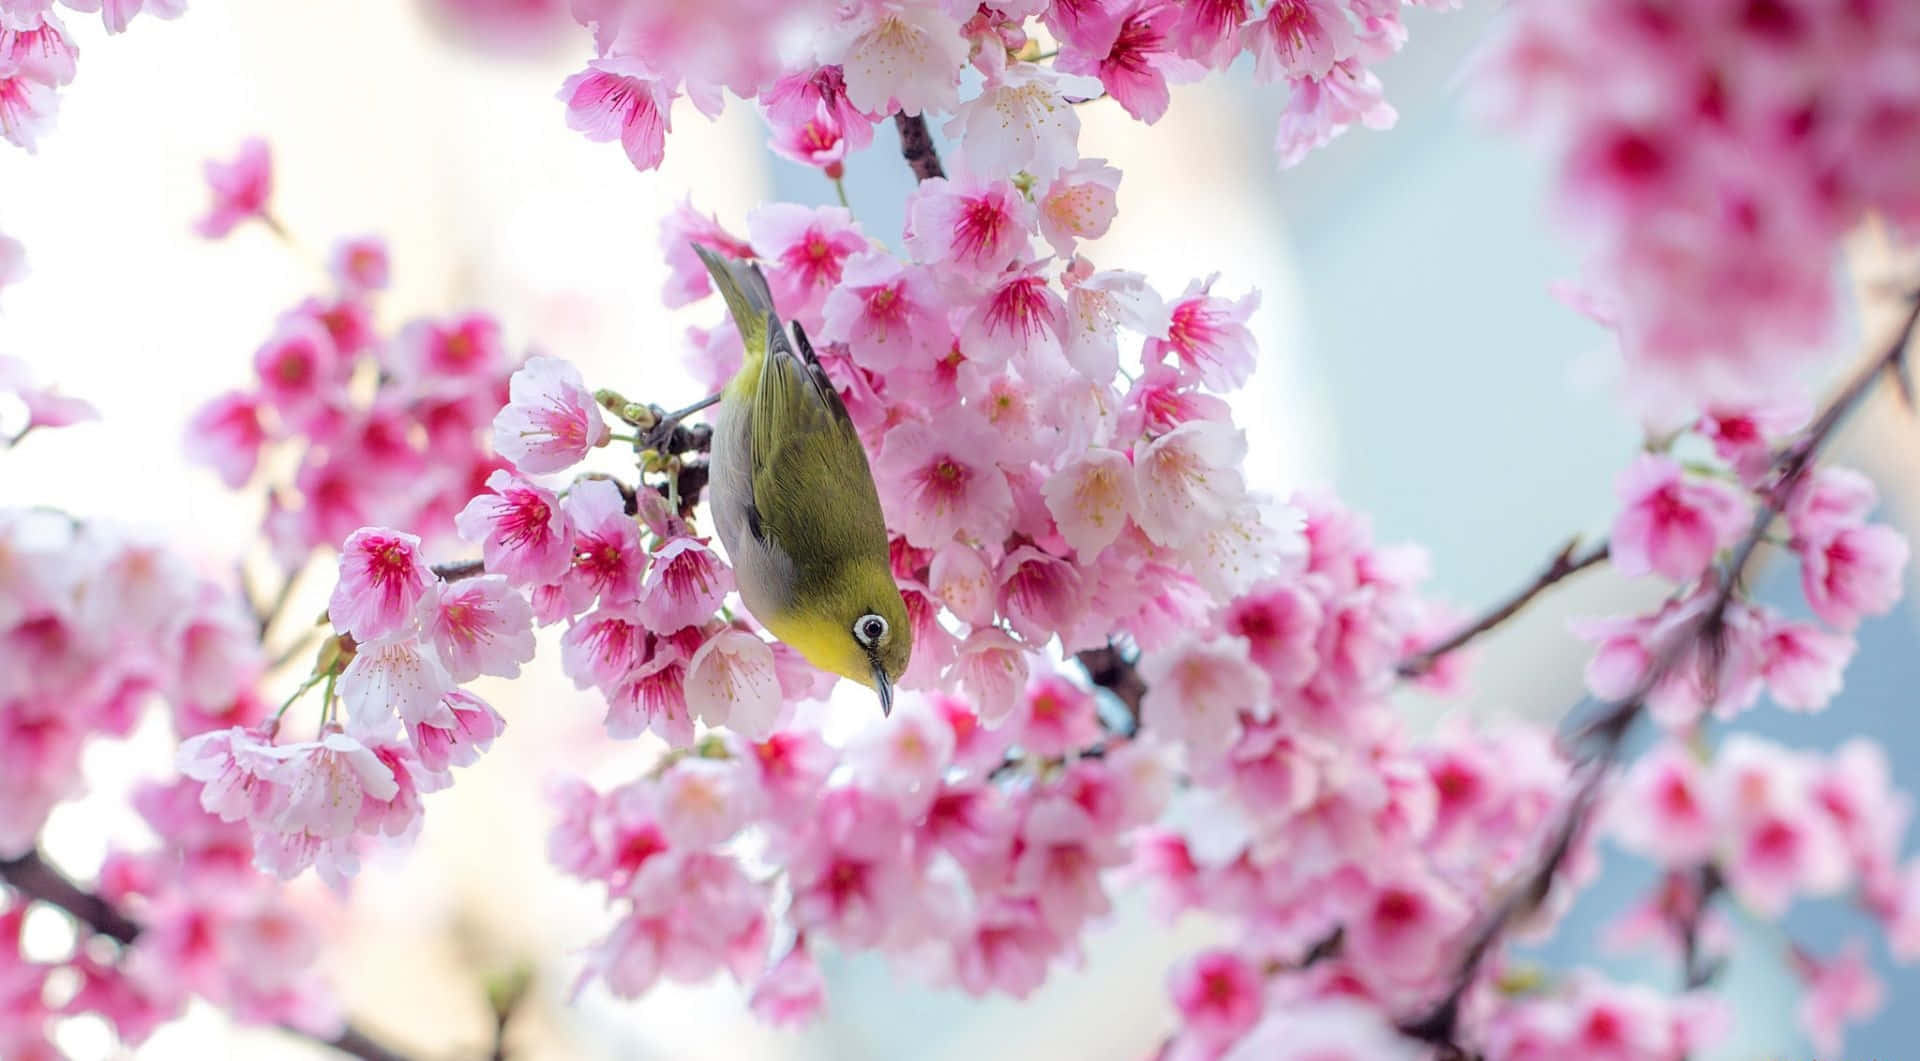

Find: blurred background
<box><xmin>1</xmin><ymin>1</ymin><xmax>1916</xmax><ymax>1058</ymax></box>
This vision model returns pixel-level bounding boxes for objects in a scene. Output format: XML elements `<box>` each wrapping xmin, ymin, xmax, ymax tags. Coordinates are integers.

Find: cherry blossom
<box><xmin>195</xmin><ymin>138</ymin><xmax>275</xmax><ymax>239</ymax></box>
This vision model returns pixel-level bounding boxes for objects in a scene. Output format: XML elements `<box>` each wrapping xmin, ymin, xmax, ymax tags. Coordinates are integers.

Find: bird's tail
<box><xmin>692</xmin><ymin>243</ymin><xmax>778</xmax><ymax>360</ymax></box>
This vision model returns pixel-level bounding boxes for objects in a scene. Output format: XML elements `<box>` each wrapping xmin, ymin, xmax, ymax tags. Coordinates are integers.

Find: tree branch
<box><xmin>1397</xmin><ymin>289</ymin><xmax>1920</xmax><ymax>1052</ymax></box>
<box><xmin>432</xmin><ymin>559</ymin><xmax>486</xmax><ymax>582</ymax></box>
<box><xmin>1</xmin><ymin>848</ymin><xmax>418</xmax><ymax>1061</ymax></box>
<box><xmin>894</xmin><ymin>112</ymin><xmax>945</xmax><ymax>182</ymax></box>
<box><xmin>1076</xmin><ymin>643</ymin><xmax>1144</xmax><ymax>732</ymax></box>
<box><xmin>1398</xmin><ymin>538</ymin><xmax>1610</xmax><ymax>678</ymax></box>
<box><xmin>0</xmin><ymin>851</ymin><xmax>139</xmax><ymax>943</ymax></box>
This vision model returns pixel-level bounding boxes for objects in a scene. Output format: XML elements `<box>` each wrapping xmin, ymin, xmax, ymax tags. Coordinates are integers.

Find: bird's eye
<box><xmin>854</xmin><ymin>614</ymin><xmax>888</xmax><ymax>647</ymax></box>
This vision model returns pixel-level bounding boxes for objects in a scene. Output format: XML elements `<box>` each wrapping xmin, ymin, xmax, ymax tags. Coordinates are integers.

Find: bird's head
<box><xmin>783</xmin><ymin>561</ymin><xmax>913</xmax><ymax>715</ymax></box>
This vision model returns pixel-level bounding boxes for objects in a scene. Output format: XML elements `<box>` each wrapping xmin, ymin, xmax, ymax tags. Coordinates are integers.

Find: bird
<box><xmin>669</xmin><ymin>244</ymin><xmax>911</xmax><ymax>715</ymax></box>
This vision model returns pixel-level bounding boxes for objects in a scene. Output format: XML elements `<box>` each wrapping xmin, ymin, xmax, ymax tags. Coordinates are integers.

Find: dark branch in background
<box><xmin>0</xmin><ymin>849</ymin><xmax>418</xmax><ymax>1061</ymax></box>
<box><xmin>1398</xmin><ymin>538</ymin><xmax>1610</xmax><ymax>678</ymax></box>
<box><xmin>433</xmin><ymin>559</ymin><xmax>487</xmax><ymax>582</ymax></box>
<box><xmin>894</xmin><ymin>113</ymin><xmax>945</xmax><ymax>182</ymax></box>
<box><xmin>0</xmin><ymin>851</ymin><xmax>139</xmax><ymax>943</ymax></box>
<box><xmin>1399</xmin><ymin>289</ymin><xmax>1920</xmax><ymax>1054</ymax></box>
<box><xmin>1075</xmin><ymin>643</ymin><xmax>1145</xmax><ymax>731</ymax></box>
<box><xmin>1678</xmin><ymin>863</ymin><xmax>1726</xmax><ymax>990</ymax></box>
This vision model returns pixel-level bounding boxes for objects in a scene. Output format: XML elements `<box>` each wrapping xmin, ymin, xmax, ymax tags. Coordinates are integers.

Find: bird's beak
<box><xmin>871</xmin><ymin>662</ymin><xmax>894</xmax><ymax>718</ymax></box>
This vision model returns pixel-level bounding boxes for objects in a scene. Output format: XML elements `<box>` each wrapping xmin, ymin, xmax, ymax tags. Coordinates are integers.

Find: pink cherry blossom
<box><xmin>820</xmin><ymin>250</ymin><xmax>944</xmax><ymax>373</ymax></box>
<box><xmin>637</xmin><ymin>536</ymin><xmax>731</xmax><ymax>633</ymax></box>
<box><xmin>1139</xmin><ymin>634</ymin><xmax>1267</xmax><ymax>767</ymax></box>
<box><xmin>564</xmin><ymin>478</ymin><xmax>645</xmax><ymax>605</ymax></box>
<box><xmin>1794</xmin><ymin>941</ymin><xmax>1883</xmax><ymax>1057</ymax></box>
<box><xmin>0</xmin><ymin>354</ymin><xmax>97</xmax><ymax>435</ymax></box>
<box><xmin>1755</xmin><ymin>610</ymin><xmax>1852</xmax><ymax>712</ymax></box>
<box><xmin>761</xmin><ymin>65</ymin><xmax>874</xmax><ymax>149</ymax></box>
<box><xmin>1796</xmin><ymin>520</ymin><xmax>1909</xmax><ymax>631</ymax></box>
<box><xmin>1698</xmin><ymin>401</ymin><xmax>1805</xmax><ymax>485</ymax></box>
<box><xmin>389</xmin><ymin>313</ymin><xmax>505</xmax><ymax>383</ymax></box>
<box><xmin>327</xmin><ymin>527</ymin><xmax>434</xmax><ymax>643</ymax></box>
<box><xmin>945</xmin><ymin>62</ymin><xmax>1102</xmax><ymax>181</ymax></box>
<box><xmin>423</xmin><ymin>575</ymin><xmax>535</xmax><ymax>681</ymax></box>
<box><xmin>1222</xmin><ymin>579</ymin><xmax>1322</xmax><ymax>691</ymax></box>
<box><xmin>337</xmin><ymin>635</ymin><xmax>455</xmax><ymax>737</ymax></box>
<box><xmin>874</xmin><ymin>414</ymin><xmax>1015</xmax><ymax>548</ymax></box>
<box><xmin>1131</xmin><ymin>420</ymin><xmax>1249</xmax><ymax>547</ymax></box>
<box><xmin>273</xmin><ymin>731</ymin><xmax>399</xmax><ymax>839</ymax></box>
<box><xmin>491</xmin><ymin>356</ymin><xmax>608</xmax><ymax>474</ymax></box>
<box><xmin>1012</xmin><ymin>672</ymin><xmax>1103</xmax><ymax>758</ymax></box>
<box><xmin>0</xmin><ymin>73</ymin><xmax>54</xmax><ymax>151</ymax></box>
<box><xmin>560</xmin><ymin>605</ymin><xmax>648</xmax><ymax>693</ymax></box>
<box><xmin>1273</xmin><ymin>59</ymin><xmax>1396</xmax><ymax>168</ymax></box>
<box><xmin>559</xmin><ymin>56</ymin><xmax>676</xmax><ymax>170</ymax></box>
<box><xmin>1787</xmin><ymin>467</ymin><xmax>1877</xmax><ymax>543</ymax></box>
<box><xmin>748</xmin><ymin>941</ymin><xmax>827</xmax><ymax>1027</ymax></box>
<box><xmin>1146</xmin><ymin>274</ymin><xmax>1260</xmax><ymax>391</ymax></box>
<box><xmin>195</xmin><ymin>138</ymin><xmax>274</xmax><ymax>239</ymax></box>
<box><xmin>904</xmin><ymin>174</ymin><xmax>1034</xmax><ymax>278</ymax></box>
<box><xmin>1</xmin><ymin>12</ymin><xmax>75</xmax><ymax>86</ymax></box>
<box><xmin>1061</xmin><ymin>263</ymin><xmax>1169</xmax><ymax>383</ymax></box>
<box><xmin>1167</xmin><ymin>0</ymin><xmax>1247</xmax><ymax>66</ymax></box>
<box><xmin>605</xmin><ymin>642</ymin><xmax>696</xmax><ymax>744</ymax></box>
<box><xmin>251</xmin><ymin>314</ymin><xmax>343</xmax><ymax>433</ymax></box>
<box><xmin>746</xmin><ymin>203</ymin><xmax>865</xmax><ymax>317</ymax></box>
<box><xmin>1221</xmin><ymin>999</ymin><xmax>1422</xmax><ymax>1061</ymax></box>
<box><xmin>408</xmin><ymin>689</ymin><xmax>506</xmax><ymax>774</ymax></box>
<box><xmin>952</xmin><ymin>626</ymin><xmax>1031</xmax><ymax>723</ymax></box>
<box><xmin>1247</xmin><ymin>0</ymin><xmax>1356</xmax><ymax>82</ymax></box>
<box><xmin>654</xmin><ymin>757</ymin><xmax>752</xmax><ymax>848</ymax></box>
<box><xmin>329</xmin><ymin>236</ymin><xmax>389</xmax><ymax>294</ymax></box>
<box><xmin>783</xmin><ymin>785</ymin><xmax>911</xmax><ymax>947</ymax></box>
<box><xmin>1036</xmin><ymin>158</ymin><xmax>1121</xmax><ymax>258</ymax></box>
<box><xmin>768</xmin><ymin>110</ymin><xmax>848</xmax><ymax>175</ymax></box>
<box><xmin>455</xmin><ymin>469</ymin><xmax>573</xmax><ymax>585</ymax></box>
<box><xmin>847</xmin><ymin>702</ymin><xmax>955</xmax><ymax>811</ymax></box>
<box><xmin>176</xmin><ymin>726</ymin><xmax>293</xmax><ymax>826</ymax></box>
<box><xmin>183</xmin><ymin>391</ymin><xmax>268</xmax><ymax>488</ymax></box>
<box><xmin>1168</xmin><ymin>949</ymin><xmax>1262</xmax><ymax>1047</ymax></box>
<box><xmin>833</xmin><ymin>0</ymin><xmax>970</xmax><ymax>117</ymax></box>
<box><xmin>1041</xmin><ymin>447</ymin><xmax>1138</xmax><ymax>560</ymax></box>
<box><xmin>1608</xmin><ymin>454</ymin><xmax>1749</xmax><ymax>583</ymax></box>
<box><xmin>996</xmin><ymin>545</ymin><xmax>1083</xmax><ymax>643</ymax></box>
<box><xmin>658</xmin><ymin>199</ymin><xmax>755</xmax><ymax>308</ymax></box>
<box><xmin>959</xmin><ymin>260</ymin><xmax>1070</xmax><ymax>372</ymax></box>
<box><xmin>1055</xmin><ymin>0</ymin><xmax>1201</xmax><ymax>124</ymax></box>
<box><xmin>1610</xmin><ymin>740</ymin><xmax>1717</xmax><ymax>866</ymax></box>
<box><xmin>685</xmin><ymin>630</ymin><xmax>781</xmax><ymax>737</ymax></box>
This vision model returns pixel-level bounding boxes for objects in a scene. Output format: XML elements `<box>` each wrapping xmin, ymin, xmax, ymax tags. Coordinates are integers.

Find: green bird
<box><xmin>680</xmin><ymin>245</ymin><xmax>911</xmax><ymax>715</ymax></box>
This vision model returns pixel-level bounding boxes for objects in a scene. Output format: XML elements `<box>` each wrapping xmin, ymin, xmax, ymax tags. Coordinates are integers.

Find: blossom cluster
<box><xmin>0</xmin><ymin>0</ymin><xmax>183</xmax><ymax>152</ymax></box>
<box><xmin>1580</xmin><ymin>410</ymin><xmax>1908</xmax><ymax>731</ymax></box>
<box><xmin>1607</xmin><ymin>735</ymin><xmax>1910</xmax><ymax>1053</ymax></box>
<box><xmin>1480</xmin><ymin>0</ymin><xmax>1920</xmax><ymax>416</ymax></box>
<box><xmin>0</xmin><ymin>511</ymin><xmax>354</xmax><ymax>1056</ymax></box>
<box><xmin>183</xmin><ymin>154</ymin><xmax>517</xmax><ymax>569</ymax></box>
<box><xmin>0</xmin><ymin>509</ymin><xmax>265</xmax><ymax>856</ymax></box>
<box><xmin>559</xmin><ymin>0</ymin><xmax>1454</xmax><ymax>178</ymax></box>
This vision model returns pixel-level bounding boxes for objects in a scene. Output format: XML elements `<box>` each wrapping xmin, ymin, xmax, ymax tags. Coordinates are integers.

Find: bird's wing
<box><xmin>747</xmin><ymin>317</ymin><xmax>890</xmax><ymax>572</ymax></box>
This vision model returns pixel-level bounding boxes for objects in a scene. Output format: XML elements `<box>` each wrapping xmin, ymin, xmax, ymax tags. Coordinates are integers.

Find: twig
<box><xmin>1398</xmin><ymin>288</ymin><xmax>1920</xmax><ymax>1052</ymax></box>
<box><xmin>432</xmin><ymin>559</ymin><xmax>486</xmax><ymax>582</ymax></box>
<box><xmin>0</xmin><ymin>850</ymin><xmax>139</xmax><ymax>943</ymax></box>
<box><xmin>1075</xmin><ymin>643</ymin><xmax>1145</xmax><ymax>731</ymax></box>
<box><xmin>1</xmin><ymin>848</ymin><xmax>418</xmax><ymax>1061</ymax></box>
<box><xmin>1677</xmin><ymin>863</ymin><xmax>1725</xmax><ymax>990</ymax></box>
<box><xmin>1398</xmin><ymin>538</ymin><xmax>1610</xmax><ymax>678</ymax></box>
<box><xmin>893</xmin><ymin>113</ymin><xmax>945</xmax><ymax>182</ymax></box>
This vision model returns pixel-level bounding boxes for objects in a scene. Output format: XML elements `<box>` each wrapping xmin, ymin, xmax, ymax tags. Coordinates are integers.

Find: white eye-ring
<box><xmin>854</xmin><ymin>614</ymin><xmax>888</xmax><ymax>647</ymax></box>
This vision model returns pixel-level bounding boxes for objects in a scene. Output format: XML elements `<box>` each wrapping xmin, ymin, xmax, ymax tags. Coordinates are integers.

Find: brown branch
<box><xmin>432</xmin><ymin>559</ymin><xmax>487</xmax><ymax>582</ymax></box>
<box><xmin>1398</xmin><ymin>289</ymin><xmax>1920</xmax><ymax>1053</ymax></box>
<box><xmin>1076</xmin><ymin>643</ymin><xmax>1145</xmax><ymax>731</ymax></box>
<box><xmin>1398</xmin><ymin>538</ymin><xmax>1610</xmax><ymax>678</ymax></box>
<box><xmin>1</xmin><ymin>851</ymin><xmax>140</xmax><ymax>943</ymax></box>
<box><xmin>2</xmin><ymin>848</ymin><xmax>418</xmax><ymax>1061</ymax></box>
<box><xmin>893</xmin><ymin>112</ymin><xmax>945</xmax><ymax>182</ymax></box>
